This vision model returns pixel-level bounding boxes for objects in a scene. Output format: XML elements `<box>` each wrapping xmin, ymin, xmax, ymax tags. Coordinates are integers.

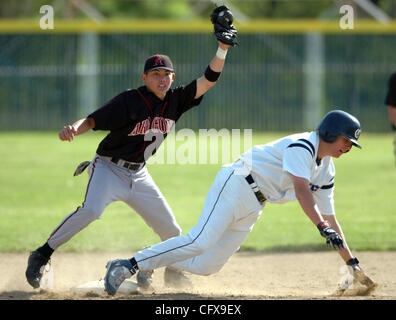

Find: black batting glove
<box><xmin>317</xmin><ymin>221</ymin><xmax>344</xmax><ymax>251</ymax></box>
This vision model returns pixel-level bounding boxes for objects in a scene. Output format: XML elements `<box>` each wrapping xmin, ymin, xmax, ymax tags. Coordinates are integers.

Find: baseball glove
<box><xmin>73</xmin><ymin>160</ymin><xmax>91</xmax><ymax>176</ymax></box>
<box><xmin>210</xmin><ymin>5</ymin><xmax>239</xmax><ymax>47</ymax></box>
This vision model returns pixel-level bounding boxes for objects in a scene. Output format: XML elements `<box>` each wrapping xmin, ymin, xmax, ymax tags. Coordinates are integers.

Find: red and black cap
<box><xmin>144</xmin><ymin>54</ymin><xmax>174</xmax><ymax>73</ymax></box>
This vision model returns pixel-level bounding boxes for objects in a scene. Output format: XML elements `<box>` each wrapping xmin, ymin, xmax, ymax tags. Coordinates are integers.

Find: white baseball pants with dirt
<box><xmin>47</xmin><ymin>155</ymin><xmax>181</xmax><ymax>250</ymax></box>
<box><xmin>134</xmin><ymin>164</ymin><xmax>264</xmax><ymax>276</ymax></box>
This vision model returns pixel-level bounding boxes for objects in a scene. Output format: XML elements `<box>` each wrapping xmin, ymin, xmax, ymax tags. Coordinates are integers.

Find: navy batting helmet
<box><xmin>317</xmin><ymin>110</ymin><xmax>362</xmax><ymax>149</ymax></box>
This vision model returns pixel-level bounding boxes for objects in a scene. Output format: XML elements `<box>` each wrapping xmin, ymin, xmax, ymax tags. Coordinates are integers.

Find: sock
<box><xmin>36</xmin><ymin>242</ymin><xmax>54</xmax><ymax>259</ymax></box>
<box><xmin>129</xmin><ymin>257</ymin><xmax>139</xmax><ymax>271</ymax></box>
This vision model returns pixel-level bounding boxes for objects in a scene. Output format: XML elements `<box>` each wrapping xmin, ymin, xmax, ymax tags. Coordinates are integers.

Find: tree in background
<box><xmin>0</xmin><ymin>0</ymin><xmax>394</xmax><ymax>20</ymax></box>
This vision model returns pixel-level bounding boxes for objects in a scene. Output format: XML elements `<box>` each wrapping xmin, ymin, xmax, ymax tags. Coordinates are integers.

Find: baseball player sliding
<box><xmin>104</xmin><ymin>110</ymin><xmax>378</xmax><ymax>295</ymax></box>
<box><xmin>25</xmin><ymin>5</ymin><xmax>238</xmax><ymax>290</ymax></box>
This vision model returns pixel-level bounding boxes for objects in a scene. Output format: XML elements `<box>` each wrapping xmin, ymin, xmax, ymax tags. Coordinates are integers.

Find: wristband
<box><xmin>204</xmin><ymin>65</ymin><xmax>221</xmax><ymax>82</ymax></box>
<box><xmin>317</xmin><ymin>220</ymin><xmax>330</xmax><ymax>230</ymax></box>
<box><xmin>216</xmin><ymin>47</ymin><xmax>228</xmax><ymax>60</ymax></box>
<box><xmin>346</xmin><ymin>257</ymin><xmax>360</xmax><ymax>266</ymax></box>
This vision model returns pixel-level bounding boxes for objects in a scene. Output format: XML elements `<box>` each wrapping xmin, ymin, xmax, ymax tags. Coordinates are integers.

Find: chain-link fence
<box><xmin>1</xmin><ymin>30</ymin><xmax>395</xmax><ymax>132</ymax></box>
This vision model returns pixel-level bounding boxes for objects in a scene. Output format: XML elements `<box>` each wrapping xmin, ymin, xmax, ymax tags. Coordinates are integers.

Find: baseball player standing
<box><xmin>385</xmin><ymin>72</ymin><xmax>396</xmax><ymax>165</ymax></box>
<box><xmin>25</xmin><ymin>6</ymin><xmax>238</xmax><ymax>290</ymax></box>
<box><xmin>103</xmin><ymin>110</ymin><xmax>377</xmax><ymax>295</ymax></box>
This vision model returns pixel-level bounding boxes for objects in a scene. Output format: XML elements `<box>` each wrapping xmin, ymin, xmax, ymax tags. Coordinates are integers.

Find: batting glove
<box><xmin>317</xmin><ymin>221</ymin><xmax>344</xmax><ymax>251</ymax></box>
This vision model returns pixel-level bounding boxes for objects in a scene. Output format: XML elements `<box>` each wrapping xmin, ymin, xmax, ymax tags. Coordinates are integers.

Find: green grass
<box><xmin>1</xmin><ymin>131</ymin><xmax>396</xmax><ymax>253</ymax></box>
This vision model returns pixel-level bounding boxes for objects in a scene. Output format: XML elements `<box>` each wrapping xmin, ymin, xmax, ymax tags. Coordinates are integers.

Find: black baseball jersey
<box><xmin>88</xmin><ymin>80</ymin><xmax>203</xmax><ymax>163</ymax></box>
<box><xmin>385</xmin><ymin>72</ymin><xmax>396</xmax><ymax>106</ymax></box>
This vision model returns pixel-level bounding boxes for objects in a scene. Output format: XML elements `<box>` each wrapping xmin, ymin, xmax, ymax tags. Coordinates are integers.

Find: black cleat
<box><xmin>25</xmin><ymin>250</ymin><xmax>50</xmax><ymax>289</ymax></box>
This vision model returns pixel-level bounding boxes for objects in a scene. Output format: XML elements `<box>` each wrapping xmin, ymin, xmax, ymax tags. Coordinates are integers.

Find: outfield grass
<box><xmin>1</xmin><ymin>131</ymin><xmax>395</xmax><ymax>253</ymax></box>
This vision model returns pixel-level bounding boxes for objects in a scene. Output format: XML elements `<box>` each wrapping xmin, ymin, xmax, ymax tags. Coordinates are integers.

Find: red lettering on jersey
<box><xmin>128</xmin><ymin>123</ymin><xmax>140</xmax><ymax>136</ymax></box>
<box><xmin>152</xmin><ymin>117</ymin><xmax>160</xmax><ymax>131</ymax></box>
<box><xmin>165</xmin><ymin>119</ymin><xmax>175</xmax><ymax>132</ymax></box>
<box><xmin>159</xmin><ymin>118</ymin><xmax>166</xmax><ymax>133</ymax></box>
<box><xmin>128</xmin><ymin>117</ymin><xmax>174</xmax><ymax>136</ymax></box>
<box><xmin>139</xmin><ymin>119</ymin><xmax>150</xmax><ymax>135</ymax></box>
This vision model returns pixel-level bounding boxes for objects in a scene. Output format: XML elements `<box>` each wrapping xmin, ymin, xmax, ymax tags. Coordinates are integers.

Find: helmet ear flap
<box><xmin>323</xmin><ymin>131</ymin><xmax>338</xmax><ymax>143</ymax></box>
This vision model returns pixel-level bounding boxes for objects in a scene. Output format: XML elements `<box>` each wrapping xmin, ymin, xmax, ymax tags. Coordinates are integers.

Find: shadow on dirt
<box><xmin>241</xmin><ymin>243</ymin><xmax>328</xmax><ymax>253</ymax></box>
<box><xmin>0</xmin><ymin>290</ymin><xmax>42</xmax><ymax>300</ymax></box>
<box><xmin>0</xmin><ymin>290</ymin><xmax>245</xmax><ymax>300</ymax></box>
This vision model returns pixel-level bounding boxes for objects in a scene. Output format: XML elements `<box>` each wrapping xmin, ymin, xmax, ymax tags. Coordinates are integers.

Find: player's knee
<box><xmin>194</xmin><ymin>263</ymin><xmax>223</xmax><ymax>276</ymax></box>
<box><xmin>158</xmin><ymin>224</ymin><xmax>182</xmax><ymax>241</ymax></box>
<box><xmin>81</xmin><ymin>205</ymin><xmax>103</xmax><ymax>221</ymax></box>
<box><xmin>191</xmin><ymin>237</ymin><xmax>213</xmax><ymax>253</ymax></box>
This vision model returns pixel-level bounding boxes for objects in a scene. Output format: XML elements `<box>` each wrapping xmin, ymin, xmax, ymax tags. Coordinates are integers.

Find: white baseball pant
<box><xmin>134</xmin><ymin>164</ymin><xmax>264</xmax><ymax>276</ymax></box>
<box><xmin>47</xmin><ymin>155</ymin><xmax>181</xmax><ymax>250</ymax></box>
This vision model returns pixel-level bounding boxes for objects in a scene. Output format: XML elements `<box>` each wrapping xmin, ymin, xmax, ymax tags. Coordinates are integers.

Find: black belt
<box><xmin>245</xmin><ymin>174</ymin><xmax>267</xmax><ymax>204</ymax></box>
<box><xmin>111</xmin><ymin>157</ymin><xmax>145</xmax><ymax>171</ymax></box>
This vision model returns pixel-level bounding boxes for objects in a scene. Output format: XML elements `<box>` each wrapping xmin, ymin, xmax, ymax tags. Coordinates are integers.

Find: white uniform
<box><xmin>133</xmin><ymin>131</ymin><xmax>336</xmax><ymax>275</ymax></box>
<box><xmin>241</xmin><ymin>131</ymin><xmax>335</xmax><ymax>214</ymax></box>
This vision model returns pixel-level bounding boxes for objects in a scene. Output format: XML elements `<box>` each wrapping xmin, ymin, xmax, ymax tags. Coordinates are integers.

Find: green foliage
<box><xmin>1</xmin><ymin>0</ymin><xmax>395</xmax><ymax>19</ymax></box>
<box><xmin>1</xmin><ymin>131</ymin><xmax>395</xmax><ymax>253</ymax></box>
<box><xmin>95</xmin><ymin>0</ymin><xmax>193</xmax><ymax>19</ymax></box>
<box><xmin>232</xmin><ymin>0</ymin><xmax>333</xmax><ymax>19</ymax></box>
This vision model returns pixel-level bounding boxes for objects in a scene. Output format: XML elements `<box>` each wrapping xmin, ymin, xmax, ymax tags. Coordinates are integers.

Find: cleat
<box><xmin>104</xmin><ymin>259</ymin><xmax>137</xmax><ymax>295</ymax></box>
<box><xmin>25</xmin><ymin>250</ymin><xmax>50</xmax><ymax>289</ymax></box>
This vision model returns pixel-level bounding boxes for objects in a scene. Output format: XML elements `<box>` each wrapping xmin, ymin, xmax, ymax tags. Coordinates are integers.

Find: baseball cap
<box><xmin>144</xmin><ymin>54</ymin><xmax>174</xmax><ymax>73</ymax></box>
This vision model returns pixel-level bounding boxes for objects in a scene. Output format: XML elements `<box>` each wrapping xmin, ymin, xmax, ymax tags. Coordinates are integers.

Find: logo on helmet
<box><xmin>354</xmin><ymin>129</ymin><xmax>361</xmax><ymax>139</ymax></box>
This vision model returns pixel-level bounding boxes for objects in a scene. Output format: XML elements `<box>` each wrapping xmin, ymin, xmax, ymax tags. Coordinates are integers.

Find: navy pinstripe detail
<box><xmin>320</xmin><ymin>183</ymin><xmax>334</xmax><ymax>189</ymax></box>
<box><xmin>136</xmin><ymin>170</ymin><xmax>235</xmax><ymax>264</ymax></box>
<box><xmin>298</xmin><ymin>139</ymin><xmax>316</xmax><ymax>156</ymax></box>
<box><xmin>287</xmin><ymin>143</ymin><xmax>314</xmax><ymax>158</ymax></box>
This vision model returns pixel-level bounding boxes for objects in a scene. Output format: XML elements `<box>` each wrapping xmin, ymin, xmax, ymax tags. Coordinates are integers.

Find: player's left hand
<box><xmin>210</xmin><ymin>5</ymin><xmax>239</xmax><ymax>47</ymax></box>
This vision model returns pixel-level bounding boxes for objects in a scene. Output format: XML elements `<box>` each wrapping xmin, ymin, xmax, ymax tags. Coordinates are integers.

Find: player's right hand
<box><xmin>59</xmin><ymin>125</ymin><xmax>77</xmax><ymax>142</ymax></box>
<box><xmin>317</xmin><ymin>221</ymin><xmax>344</xmax><ymax>251</ymax></box>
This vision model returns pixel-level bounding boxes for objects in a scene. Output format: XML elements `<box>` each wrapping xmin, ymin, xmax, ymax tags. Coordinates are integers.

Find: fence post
<box><xmin>303</xmin><ymin>32</ymin><xmax>325</xmax><ymax>130</ymax></box>
<box><xmin>77</xmin><ymin>32</ymin><xmax>99</xmax><ymax>118</ymax></box>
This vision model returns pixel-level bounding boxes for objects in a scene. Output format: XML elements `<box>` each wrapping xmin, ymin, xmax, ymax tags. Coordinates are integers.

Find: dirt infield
<box><xmin>1</xmin><ymin>251</ymin><xmax>395</xmax><ymax>300</ymax></box>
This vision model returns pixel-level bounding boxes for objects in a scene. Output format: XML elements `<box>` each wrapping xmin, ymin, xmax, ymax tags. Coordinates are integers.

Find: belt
<box><xmin>245</xmin><ymin>174</ymin><xmax>267</xmax><ymax>204</ymax></box>
<box><xmin>110</xmin><ymin>157</ymin><xmax>145</xmax><ymax>171</ymax></box>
